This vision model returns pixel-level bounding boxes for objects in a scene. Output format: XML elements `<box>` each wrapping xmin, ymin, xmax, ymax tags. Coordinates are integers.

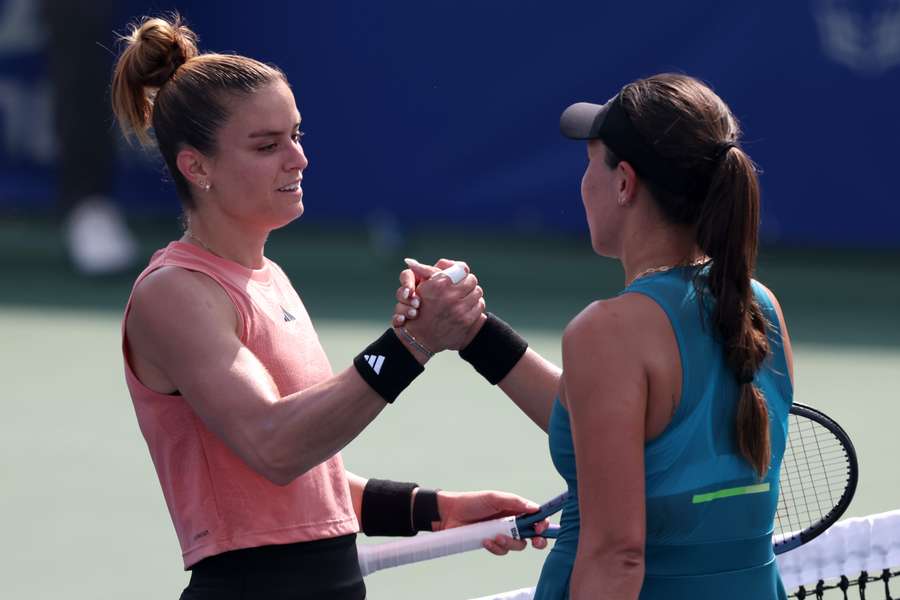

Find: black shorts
<box><xmin>180</xmin><ymin>533</ymin><xmax>365</xmax><ymax>600</ymax></box>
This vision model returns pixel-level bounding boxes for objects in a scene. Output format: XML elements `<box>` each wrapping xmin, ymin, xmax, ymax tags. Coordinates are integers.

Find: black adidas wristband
<box><xmin>459</xmin><ymin>313</ymin><xmax>528</xmax><ymax>385</ymax></box>
<box><xmin>354</xmin><ymin>329</ymin><xmax>424</xmax><ymax>403</ymax></box>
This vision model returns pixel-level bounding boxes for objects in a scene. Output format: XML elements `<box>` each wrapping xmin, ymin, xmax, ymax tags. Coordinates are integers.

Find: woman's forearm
<box><xmin>496</xmin><ymin>348</ymin><xmax>561</xmax><ymax>431</ymax></box>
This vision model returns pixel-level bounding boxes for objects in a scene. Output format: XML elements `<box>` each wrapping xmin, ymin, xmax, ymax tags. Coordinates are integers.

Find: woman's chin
<box><xmin>591</xmin><ymin>240</ymin><xmax>618</xmax><ymax>259</ymax></box>
<box><xmin>268</xmin><ymin>203</ymin><xmax>304</xmax><ymax>231</ymax></box>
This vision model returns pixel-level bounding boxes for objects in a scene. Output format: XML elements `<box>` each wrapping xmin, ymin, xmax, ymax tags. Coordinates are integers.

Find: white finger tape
<box><xmin>438</xmin><ymin>262</ymin><xmax>467</xmax><ymax>284</ymax></box>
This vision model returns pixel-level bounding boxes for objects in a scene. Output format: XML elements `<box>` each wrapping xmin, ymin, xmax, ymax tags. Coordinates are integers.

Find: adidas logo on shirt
<box><xmin>281</xmin><ymin>306</ymin><xmax>296</xmax><ymax>322</ymax></box>
<box><xmin>363</xmin><ymin>354</ymin><xmax>385</xmax><ymax>375</ymax></box>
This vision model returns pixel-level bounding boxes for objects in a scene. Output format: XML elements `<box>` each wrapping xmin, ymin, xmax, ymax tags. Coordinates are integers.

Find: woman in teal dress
<box><xmin>398</xmin><ymin>73</ymin><xmax>794</xmax><ymax>599</ymax></box>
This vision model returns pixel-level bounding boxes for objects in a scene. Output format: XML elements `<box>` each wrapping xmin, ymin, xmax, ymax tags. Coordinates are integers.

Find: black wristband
<box><xmin>459</xmin><ymin>313</ymin><xmax>528</xmax><ymax>385</ymax></box>
<box><xmin>412</xmin><ymin>488</ymin><xmax>441</xmax><ymax>532</ymax></box>
<box><xmin>354</xmin><ymin>329</ymin><xmax>424</xmax><ymax>403</ymax></box>
<box><xmin>361</xmin><ymin>479</ymin><xmax>417</xmax><ymax>537</ymax></box>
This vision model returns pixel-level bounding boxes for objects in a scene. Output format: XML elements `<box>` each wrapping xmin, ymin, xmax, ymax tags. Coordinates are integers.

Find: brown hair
<box><xmin>111</xmin><ymin>14</ymin><xmax>287</xmax><ymax>207</ymax></box>
<box><xmin>606</xmin><ymin>74</ymin><xmax>771</xmax><ymax>478</ymax></box>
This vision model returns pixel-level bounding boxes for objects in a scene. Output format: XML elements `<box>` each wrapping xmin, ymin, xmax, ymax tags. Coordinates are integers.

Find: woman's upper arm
<box><xmin>345</xmin><ymin>471</ymin><xmax>367</xmax><ymax>523</ymax></box>
<box><xmin>127</xmin><ymin>268</ymin><xmax>282</xmax><ymax>464</ymax></box>
<box><xmin>759</xmin><ymin>284</ymin><xmax>794</xmax><ymax>386</ymax></box>
<box><xmin>562</xmin><ymin>300</ymin><xmax>647</xmax><ymax>555</ymax></box>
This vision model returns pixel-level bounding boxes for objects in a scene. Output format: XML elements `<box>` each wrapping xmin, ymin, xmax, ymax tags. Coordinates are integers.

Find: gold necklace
<box><xmin>630</xmin><ymin>256</ymin><xmax>710</xmax><ymax>284</ymax></box>
<box><xmin>186</xmin><ymin>231</ymin><xmax>220</xmax><ymax>258</ymax></box>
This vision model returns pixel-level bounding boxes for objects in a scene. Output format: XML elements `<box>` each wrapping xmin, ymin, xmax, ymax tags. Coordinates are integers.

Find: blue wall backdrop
<box><xmin>1</xmin><ymin>0</ymin><xmax>898</xmax><ymax>247</ymax></box>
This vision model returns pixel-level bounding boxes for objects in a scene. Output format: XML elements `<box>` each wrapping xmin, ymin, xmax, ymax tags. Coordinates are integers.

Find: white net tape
<box><xmin>775</xmin><ymin>509</ymin><xmax>900</xmax><ymax>590</ymax></box>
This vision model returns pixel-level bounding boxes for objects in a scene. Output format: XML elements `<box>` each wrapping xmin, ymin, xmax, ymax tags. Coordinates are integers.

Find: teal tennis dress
<box><xmin>534</xmin><ymin>267</ymin><xmax>792</xmax><ymax>599</ymax></box>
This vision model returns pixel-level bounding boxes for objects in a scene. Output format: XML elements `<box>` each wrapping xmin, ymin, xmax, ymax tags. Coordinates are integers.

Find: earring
<box><xmin>199</xmin><ymin>180</ymin><xmax>210</xmax><ymax>191</ymax></box>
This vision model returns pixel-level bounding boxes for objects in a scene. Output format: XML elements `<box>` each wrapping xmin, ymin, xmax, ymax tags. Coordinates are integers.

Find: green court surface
<box><xmin>1</xmin><ymin>218</ymin><xmax>898</xmax><ymax>599</ymax></box>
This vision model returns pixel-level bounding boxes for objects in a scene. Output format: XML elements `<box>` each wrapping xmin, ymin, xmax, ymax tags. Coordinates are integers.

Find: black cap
<box><xmin>560</xmin><ymin>94</ymin><xmax>695</xmax><ymax>196</ymax></box>
<box><xmin>559</xmin><ymin>100</ymin><xmax>616</xmax><ymax>140</ymax></box>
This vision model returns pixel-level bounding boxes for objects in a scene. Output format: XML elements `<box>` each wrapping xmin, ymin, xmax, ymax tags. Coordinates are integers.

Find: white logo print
<box><xmin>364</xmin><ymin>355</ymin><xmax>385</xmax><ymax>375</ymax></box>
<box><xmin>813</xmin><ymin>0</ymin><xmax>900</xmax><ymax>75</ymax></box>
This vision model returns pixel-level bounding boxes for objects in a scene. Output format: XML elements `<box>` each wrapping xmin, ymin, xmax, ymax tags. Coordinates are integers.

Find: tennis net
<box><xmin>465</xmin><ymin>509</ymin><xmax>900</xmax><ymax>600</ymax></box>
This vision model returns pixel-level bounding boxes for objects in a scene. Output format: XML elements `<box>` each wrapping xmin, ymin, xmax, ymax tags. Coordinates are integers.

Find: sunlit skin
<box><xmin>174</xmin><ymin>79</ymin><xmax>307</xmax><ymax>268</ymax></box>
<box><xmin>581</xmin><ymin>140</ymin><xmax>707</xmax><ymax>286</ymax></box>
<box><xmin>125</xmin><ymin>76</ymin><xmax>550</xmax><ymax>558</ymax></box>
<box><xmin>393</xmin><ymin>139</ymin><xmax>796</xmax><ymax>599</ymax></box>
<box><xmin>580</xmin><ymin>139</ymin><xmax>627</xmax><ymax>258</ymax></box>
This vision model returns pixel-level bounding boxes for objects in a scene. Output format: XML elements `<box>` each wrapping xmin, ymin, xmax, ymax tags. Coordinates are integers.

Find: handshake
<box><xmin>390</xmin><ymin>257</ymin><xmax>486</xmax><ymax>358</ymax></box>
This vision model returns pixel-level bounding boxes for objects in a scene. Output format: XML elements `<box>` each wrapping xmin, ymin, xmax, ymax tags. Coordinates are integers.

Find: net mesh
<box><xmin>466</xmin><ymin>510</ymin><xmax>900</xmax><ymax>600</ymax></box>
<box><xmin>778</xmin><ymin>509</ymin><xmax>900</xmax><ymax>598</ymax></box>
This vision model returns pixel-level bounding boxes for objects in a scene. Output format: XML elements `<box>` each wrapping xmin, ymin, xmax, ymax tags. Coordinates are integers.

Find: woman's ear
<box><xmin>616</xmin><ymin>160</ymin><xmax>639</xmax><ymax>206</ymax></box>
<box><xmin>176</xmin><ymin>147</ymin><xmax>211</xmax><ymax>191</ymax></box>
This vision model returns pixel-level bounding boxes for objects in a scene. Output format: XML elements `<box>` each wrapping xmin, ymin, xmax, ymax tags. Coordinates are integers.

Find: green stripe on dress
<box><xmin>691</xmin><ymin>482</ymin><xmax>770</xmax><ymax>504</ymax></box>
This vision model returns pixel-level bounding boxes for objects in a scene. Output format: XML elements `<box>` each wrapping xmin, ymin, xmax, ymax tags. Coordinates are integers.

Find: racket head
<box><xmin>774</xmin><ymin>403</ymin><xmax>859</xmax><ymax>555</ymax></box>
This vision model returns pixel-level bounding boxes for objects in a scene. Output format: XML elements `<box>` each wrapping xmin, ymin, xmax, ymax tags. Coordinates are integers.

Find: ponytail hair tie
<box><xmin>714</xmin><ymin>141</ymin><xmax>738</xmax><ymax>161</ymax></box>
<box><xmin>737</xmin><ymin>369</ymin><xmax>755</xmax><ymax>385</ymax></box>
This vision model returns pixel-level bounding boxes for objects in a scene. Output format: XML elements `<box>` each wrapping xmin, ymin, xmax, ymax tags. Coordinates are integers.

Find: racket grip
<box><xmin>357</xmin><ymin>516</ymin><xmax>518</xmax><ymax>576</ymax></box>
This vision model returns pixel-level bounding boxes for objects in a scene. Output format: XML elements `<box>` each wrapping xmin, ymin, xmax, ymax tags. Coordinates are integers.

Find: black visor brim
<box><xmin>559</xmin><ymin>102</ymin><xmax>610</xmax><ymax>140</ymax></box>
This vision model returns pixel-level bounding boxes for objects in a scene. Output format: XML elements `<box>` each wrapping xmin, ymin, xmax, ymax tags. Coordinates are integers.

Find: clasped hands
<box><xmin>388</xmin><ymin>257</ymin><xmax>549</xmax><ymax>555</ymax></box>
<box><xmin>391</xmin><ymin>257</ymin><xmax>487</xmax><ymax>355</ymax></box>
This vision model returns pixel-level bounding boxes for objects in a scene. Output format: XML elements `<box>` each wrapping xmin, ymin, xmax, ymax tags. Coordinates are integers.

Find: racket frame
<box><xmin>773</xmin><ymin>402</ymin><xmax>859</xmax><ymax>555</ymax></box>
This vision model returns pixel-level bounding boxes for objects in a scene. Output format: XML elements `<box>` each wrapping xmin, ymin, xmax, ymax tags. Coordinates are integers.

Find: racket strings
<box><xmin>778</xmin><ymin>417</ymin><xmax>819</xmax><ymax>535</ymax></box>
<box><xmin>776</xmin><ymin>415</ymin><xmax>852</xmax><ymax>537</ymax></box>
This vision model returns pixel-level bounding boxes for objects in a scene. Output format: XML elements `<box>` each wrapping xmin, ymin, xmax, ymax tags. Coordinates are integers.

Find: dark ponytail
<box><xmin>697</xmin><ymin>146</ymin><xmax>771</xmax><ymax>479</ymax></box>
<box><xmin>616</xmin><ymin>74</ymin><xmax>772</xmax><ymax>478</ymax></box>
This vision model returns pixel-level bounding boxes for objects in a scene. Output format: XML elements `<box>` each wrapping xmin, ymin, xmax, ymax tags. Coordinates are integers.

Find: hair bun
<box><xmin>124</xmin><ymin>14</ymin><xmax>198</xmax><ymax>88</ymax></box>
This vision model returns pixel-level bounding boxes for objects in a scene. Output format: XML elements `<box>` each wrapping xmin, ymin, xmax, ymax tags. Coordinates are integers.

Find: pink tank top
<box><xmin>122</xmin><ymin>241</ymin><xmax>358</xmax><ymax>568</ymax></box>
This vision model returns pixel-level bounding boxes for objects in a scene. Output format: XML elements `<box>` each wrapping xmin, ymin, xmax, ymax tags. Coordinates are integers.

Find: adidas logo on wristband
<box><xmin>364</xmin><ymin>354</ymin><xmax>385</xmax><ymax>375</ymax></box>
<box><xmin>355</xmin><ymin>329</ymin><xmax>424</xmax><ymax>403</ymax></box>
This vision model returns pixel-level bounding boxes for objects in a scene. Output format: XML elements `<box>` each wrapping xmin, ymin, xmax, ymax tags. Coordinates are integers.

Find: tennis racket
<box><xmin>358</xmin><ymin>402</ymin><xmax>858</xmax><ymax>575</ymax></box>
<box><xmin>773</xmin><ymin>402</ymin><xmax>859</xmax><ymax>554</ymax></box>
<box><xmin>357</xmin><ymin>492</ymin><xmax>567</xmax><ymax>576</ymax></box>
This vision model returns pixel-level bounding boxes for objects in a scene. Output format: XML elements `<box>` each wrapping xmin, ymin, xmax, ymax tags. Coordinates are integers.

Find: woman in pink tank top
<box><xmin>111</xmin><ymin>14</ymin><xmax>547</xmax><ymax>600</ymax></box>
